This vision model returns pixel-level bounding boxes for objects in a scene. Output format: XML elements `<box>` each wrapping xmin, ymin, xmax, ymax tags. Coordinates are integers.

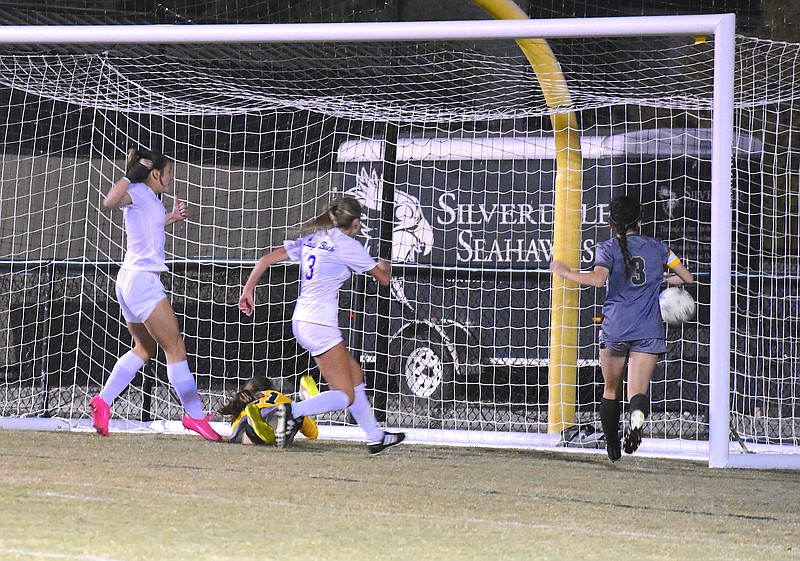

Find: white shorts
<box><xmin>292</xmin><ymin>320</ymin><xmax>343</xmax><ymax>356</ymax></box>
<box><xmin>115</xmin><ymin>269</ymin><xmax>167</xmax><ymax>324</ymax></box>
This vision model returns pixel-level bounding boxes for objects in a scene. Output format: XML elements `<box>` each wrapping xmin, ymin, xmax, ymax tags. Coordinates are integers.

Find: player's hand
<box><xmin>377</xmin><ymin>258</ymin><xmax>391</xmax><ymax>273</ymax></box>
<box><xmin>238</xmin><ymin>291</ymin><xmax>255</xmax><ymax>316</ymax></box>
<box><xmin>171</xmin><ymin>198</ymin><xmax>188</xmax><ymax>222</ymax></box>
<box><xmin>550</xmin><ymin>260</ymin><xmax>570</xmax><ymax>277</ymax></box>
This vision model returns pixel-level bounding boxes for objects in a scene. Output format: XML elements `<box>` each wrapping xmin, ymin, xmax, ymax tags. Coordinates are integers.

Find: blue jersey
<box><xmin>593</xmin><ymin>235</ymin><xmax>674</xmax><ymax>343</ymax></box>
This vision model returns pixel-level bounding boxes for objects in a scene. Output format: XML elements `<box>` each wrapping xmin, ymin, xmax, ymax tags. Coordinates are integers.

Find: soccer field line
<box><xmin>7</xmin><ymin>417</ymin><xmax>798</xmax><ymax>463</ymax></box>
<box><xmin>0</xmin><ymin>547</ymin><xmax>128</xmax><ymax>561</ymax></box>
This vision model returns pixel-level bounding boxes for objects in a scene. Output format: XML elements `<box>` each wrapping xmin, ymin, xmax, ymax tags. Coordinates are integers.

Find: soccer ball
<box><xmin>658</xmin><ymin>287</ymin><xmax>696</xmax><ymax>325</ymax></box>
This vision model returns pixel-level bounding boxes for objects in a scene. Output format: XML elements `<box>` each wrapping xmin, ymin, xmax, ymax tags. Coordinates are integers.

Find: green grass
<box><xmin>0</xmin><ymin>430</ymin><xmax>798</xmax><ymax>561</ymax></box>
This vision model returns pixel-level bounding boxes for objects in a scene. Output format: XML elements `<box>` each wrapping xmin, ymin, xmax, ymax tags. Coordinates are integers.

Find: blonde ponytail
<box><xmin>302</xmin><ymin>196</ymin><xmax>362</xmax><ymax>234</ymax></box>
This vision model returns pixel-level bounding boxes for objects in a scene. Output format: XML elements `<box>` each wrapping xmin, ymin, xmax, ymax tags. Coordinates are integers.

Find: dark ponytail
<box><xmin>609</xmin><ymin>195</ymin><xmax>641</xmax><ymax>280</ymax></box>
<box><xmin>125</xmin><ymin>148</ymin><xmax>170</xmax><ymax>183</ymax></box>
<box><xmin>218</xmin><ymin>376</ymin><xmax>276</xmax><ymax>421</ymax></box>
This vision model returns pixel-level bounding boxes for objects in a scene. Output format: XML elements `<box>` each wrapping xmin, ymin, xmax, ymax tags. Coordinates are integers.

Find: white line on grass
<box><xmin>0</xmin><ymin>548</ymin><xmax>129</xmax><ymax>561</ymax></box>
<box><xmin>35</xmin><ymin>491</ymin><xmax>106</xmax><ymax>501</ymax></box>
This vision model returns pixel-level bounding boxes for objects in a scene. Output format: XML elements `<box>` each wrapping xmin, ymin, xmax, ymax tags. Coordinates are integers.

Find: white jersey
<box><xmin>284</xmin><ymin>228</ymin><xmax>377</xmax><ymax>327</ymax></box>
<box><xmin>120</xmin><ymin>182</ymin><xmax>168</xmax><ymax>272</ymax></box>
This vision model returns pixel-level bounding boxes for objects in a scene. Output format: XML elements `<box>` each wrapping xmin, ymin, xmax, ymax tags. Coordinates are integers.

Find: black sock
<box><xmin>629</xmin><ymin>393</ymin><xmax>650</xmax><ymax>419</ymax></box>
<box><xmin>600</xmin><ymin>397</ymin><xmax>621</xmax><ymax>445</ymax></box>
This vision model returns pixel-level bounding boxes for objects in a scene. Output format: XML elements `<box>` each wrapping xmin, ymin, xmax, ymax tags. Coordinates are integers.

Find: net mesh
<box><xmin>0</xmin><ymin>30</ymin><xmax>797</xmax><ymax>457</ymax></box>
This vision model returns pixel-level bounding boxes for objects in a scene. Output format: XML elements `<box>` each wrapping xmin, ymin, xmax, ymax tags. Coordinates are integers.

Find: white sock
<box><xmin>347</xmin><ymin>383</ymin><xmax>384</xmax><ymax>443</ymax></box>
<box><xmin>100</xmin><ymin>350</ymin><xmax>145</xmax><ymax>405</ymax></box>
<box><xmin>291</xmin><ymin>389</ymin><xmax>350</xmax><ymax>418</ymax></box>
<box><xmin>166</xmin><ymin>361</ymin><xmax>204</xmax><ymax>419</ymax></box>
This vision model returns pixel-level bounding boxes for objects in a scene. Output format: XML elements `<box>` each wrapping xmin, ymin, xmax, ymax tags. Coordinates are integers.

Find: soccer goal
<box><xmin>0</xmin><ymin>14</ymin><xmax>796</xmax><ymax>468</ymax></box>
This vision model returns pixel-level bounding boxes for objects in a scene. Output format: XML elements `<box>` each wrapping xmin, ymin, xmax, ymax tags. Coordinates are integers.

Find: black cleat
<box><xmin>623</xmin><ymin>428</ymin><xmax>642</xmax><ymax>454</ymax></box>
<box><xmin>623</xmin><ymin>410</ymin><xmax>644</xmax><ymax>454</ymax></box>
<box><xmin>606</xmin><ymin>440</ymin><xmax>622</xmax><ymax>462</ymax></box>
<box><xmin>275</xmin><ymin>403</ymin><xmax>305</xmax><ymax>449</ymax></box>
<box><xmin>368</xmin><ymin>431</ymin><xmax>406</xmax><ymax>455</ymax></box>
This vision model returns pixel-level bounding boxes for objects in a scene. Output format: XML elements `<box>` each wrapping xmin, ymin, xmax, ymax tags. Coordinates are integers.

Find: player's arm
<box><xmin>665</xmin><ymin>262</ymin><xmax>693</xmax><ymax>286</ymax></box>
<box><xmin>551</xmin><ymin>260</ymin><xmax>609</xmax><ymax>288</ymax></box>
<box><xmin>104</xmin><ymin>152</ymin><xmax>154</xmax><ymax>210</ymax></box>
<box><xmin>103</xmin><ymin>177</ymin><xmax>133</xmax><ymax>210</ymax></box>
<box><xmin>664</xmin><ymin>251</ymin><xmax>694</xmax><ymax>286</ymax></box>
<box><xmin>367</xmin><ymin>258</ymin><xmax>391</xmax><ymax>286</ymax></box>
<box><xmin>238</xmin><ymin>246</ymin><xmax>289</xmax><ymax>316</ymax></box>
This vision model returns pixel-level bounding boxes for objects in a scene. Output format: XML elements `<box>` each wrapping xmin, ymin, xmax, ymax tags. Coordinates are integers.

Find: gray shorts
<box><xmin>599</xmin><ymin>334</ymin><xmax>666</xmax><ymax>355</ymax></box>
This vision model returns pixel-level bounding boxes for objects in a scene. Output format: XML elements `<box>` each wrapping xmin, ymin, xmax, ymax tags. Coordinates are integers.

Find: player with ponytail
<box><xmin>238</xmin><ymin>196</ymin><xmax>405</xmax><ymax>455</ymax></box>
<box><xmin>551</xmin><ymin>195</ymin><xmax>693</xmax><ymax>461</ymax></box>
<box><xmin>89</xmin><ymin>148</ymin><xmax>221</xmax><ymax>442</ymax></box>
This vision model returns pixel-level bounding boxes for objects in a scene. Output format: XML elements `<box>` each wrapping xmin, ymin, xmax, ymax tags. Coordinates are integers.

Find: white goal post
<box><xmin>2</xmin><ymin>14</ymin><xmax>796</xmax><ymax>469</ymax></box>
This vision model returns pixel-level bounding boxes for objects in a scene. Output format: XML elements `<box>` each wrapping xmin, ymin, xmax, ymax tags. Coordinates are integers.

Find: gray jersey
<box><xmin>593</xmin><ymin>235</ymin><xmax>673</xmax><ymax>343</ymax></box>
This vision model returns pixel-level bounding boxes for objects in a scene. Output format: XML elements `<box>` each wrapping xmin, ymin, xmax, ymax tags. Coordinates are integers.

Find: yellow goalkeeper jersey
<box><xmin>230</xmin><ymin>389</ymin><xmax>318</xmax><ymax>443</ymax></box>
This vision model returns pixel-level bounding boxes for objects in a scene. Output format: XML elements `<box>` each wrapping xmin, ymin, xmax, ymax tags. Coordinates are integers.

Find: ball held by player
<box><xmin>659</xmin><ymin>287</ymin><xmax>696</xmax><ymax>325</ymax></box>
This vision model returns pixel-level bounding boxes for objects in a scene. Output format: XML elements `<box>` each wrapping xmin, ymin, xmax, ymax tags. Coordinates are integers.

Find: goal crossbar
<box><xmin>0</xmin><ymin>15</ymin><xmax>732</xmax><ymax>44</ymax></box>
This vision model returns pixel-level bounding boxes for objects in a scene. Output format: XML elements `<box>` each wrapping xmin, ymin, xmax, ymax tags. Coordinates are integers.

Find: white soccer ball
<box><xmin>658</xmin><ymin>287</ymin><xmax>696</xmax><ymax>325</ymax></box>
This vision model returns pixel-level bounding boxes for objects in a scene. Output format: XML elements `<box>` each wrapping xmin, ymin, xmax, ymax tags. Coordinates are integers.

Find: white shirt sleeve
<box><xmin>339</xmin><ymin>235</ymin><xmax>377</xmax><ymax>274</ymax></box>
<box><xmin>283</xmin><ymin>236</ymin><xmax>305</xmax><ymax>262</ymax></box>
<box><xmin>124</xmin><ymin>182</ymin><xmax>144</xmax><ymax>207</ymax></box>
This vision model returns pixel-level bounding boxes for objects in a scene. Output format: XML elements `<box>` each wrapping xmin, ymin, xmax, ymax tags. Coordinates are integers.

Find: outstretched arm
<box><xmin>551</xmin><ymin>260</ymin><xmax>610</xmax><ymax>288</ymax></box>
<box><xmin>238</xmin><ymin>247</ymin><xmax>289</xmax><ymax>316</ymax></box>
<box><xmin>366</xmin><ymin>258</ymin><xmax>391</xmax><ymax>287</ymax></box>
<box><xmin>665</xmin><ymin>262</ymin><xmax>693</xmax><ymax>286</ymax></box>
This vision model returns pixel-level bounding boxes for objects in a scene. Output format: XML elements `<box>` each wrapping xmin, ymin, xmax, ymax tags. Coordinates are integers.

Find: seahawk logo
<box><xmin>657</xmin><ymin>185</ymin><xmax>680</xmax><ymax>219</ymax></box>
<box><xmin>344</xmin><ymin>167</ymin><xmax>434</xmax><ymax>263</ymax></box>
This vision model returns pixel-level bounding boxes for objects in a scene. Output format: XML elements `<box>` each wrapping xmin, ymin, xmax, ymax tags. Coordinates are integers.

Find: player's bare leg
<box><xmin>624</xmin><ymin>352</ymin><xmax>658</xmax><ymax>454</ymax></box>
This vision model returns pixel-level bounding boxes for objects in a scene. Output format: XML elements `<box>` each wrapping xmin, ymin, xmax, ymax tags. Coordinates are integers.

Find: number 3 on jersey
<box><xmin>305</xmin><ymin>254</ymin><xmax>316</xmax><ymax>280</ymax></box>
<box><xmin>629</xmin><ymin>256</ymin><xmax>646</xmax><ymax>286</ymax></box>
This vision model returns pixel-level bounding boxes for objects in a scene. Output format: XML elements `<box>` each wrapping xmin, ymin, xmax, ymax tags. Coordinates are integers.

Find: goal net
<box><xmin>0</xmin><ymin>16</ymin><xmax>796</xmax><ymax>467</ymax></box>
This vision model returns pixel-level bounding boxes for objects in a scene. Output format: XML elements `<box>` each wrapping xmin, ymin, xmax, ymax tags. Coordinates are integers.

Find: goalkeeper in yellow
<box><xmin>220</xmin><ymin>376</ymin><xmax>319</xmax><ymax>445</ymax></box>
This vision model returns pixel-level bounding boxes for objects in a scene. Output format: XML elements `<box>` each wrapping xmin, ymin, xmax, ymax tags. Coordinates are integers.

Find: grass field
<box><xmin>0</xmin><ymin>429</ymin><xmax>798</xmax><ymax>561</ymax></box>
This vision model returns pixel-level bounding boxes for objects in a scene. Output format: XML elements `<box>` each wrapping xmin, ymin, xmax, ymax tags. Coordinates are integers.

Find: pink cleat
<box><xmin>182</xmin><ymin>414</ymin><xmax>222</xmax><ymax>442</ymax></box>
<box><xmin>89</xmin><ymin>396</ymin><xmax>110</xmax><ymax>437</ymax></box>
